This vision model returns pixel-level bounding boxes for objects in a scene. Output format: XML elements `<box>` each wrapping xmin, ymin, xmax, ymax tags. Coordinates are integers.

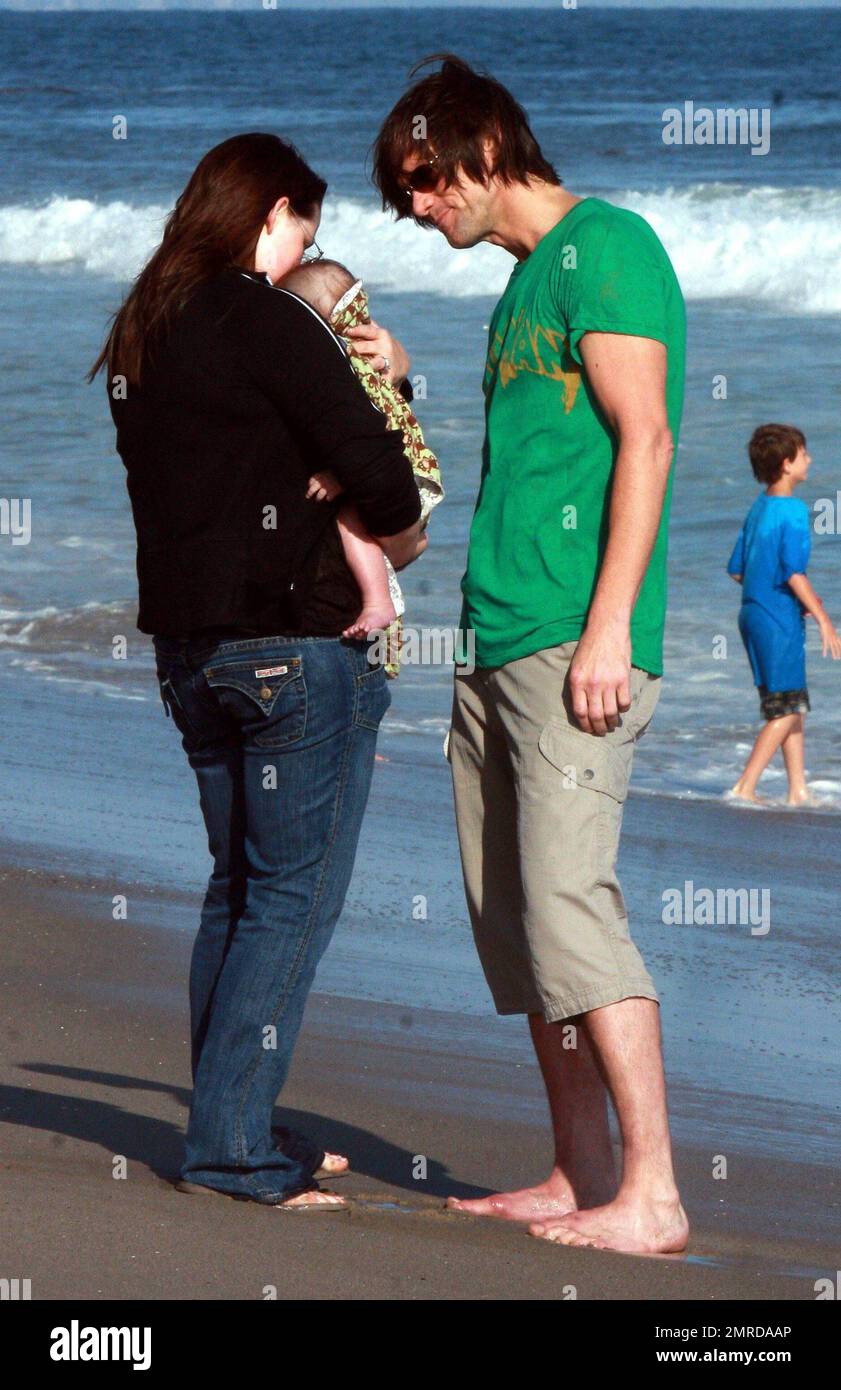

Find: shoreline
<box><xmin>2</xmin><ymin>856</ymin><xmax>839</xmax><ymax>1300</ymax></box>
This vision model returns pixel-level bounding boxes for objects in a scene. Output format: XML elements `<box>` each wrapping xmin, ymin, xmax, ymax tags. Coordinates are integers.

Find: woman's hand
<box><xmin>306</xmin><ymin>471</ymin><xmax>344</xmax><ymax>503</ymax></box>
<box><xmin>344</xmin><ymin>321</ymin><xmax>410</xmax><ymax>385</ymax></box>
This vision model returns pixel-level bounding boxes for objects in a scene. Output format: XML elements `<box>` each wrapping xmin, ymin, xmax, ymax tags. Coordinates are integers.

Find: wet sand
<box><xmin>1</xmin><ymin>860</ymin><xmax>838</xmax><ymax>1302</ymax></box>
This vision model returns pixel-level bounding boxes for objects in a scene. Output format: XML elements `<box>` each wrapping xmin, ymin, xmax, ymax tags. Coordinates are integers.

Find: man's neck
<box><xmin>485</xmin><ymin>183</ymin><xmax>584</xmax><ymax>261</ymax></box>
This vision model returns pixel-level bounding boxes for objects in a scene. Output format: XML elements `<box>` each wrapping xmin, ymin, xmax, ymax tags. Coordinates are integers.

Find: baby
<box><xmin>279</xmin><ymin>259</ymin><xmax>443</xmax><ymax>677</ymax></box>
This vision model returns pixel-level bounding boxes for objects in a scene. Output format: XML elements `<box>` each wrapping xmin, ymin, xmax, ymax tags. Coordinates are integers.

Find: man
<box><xmin>373</xmin><ymin>56</ymin><xmax>688</xmax><ymax>1253</ymax></box>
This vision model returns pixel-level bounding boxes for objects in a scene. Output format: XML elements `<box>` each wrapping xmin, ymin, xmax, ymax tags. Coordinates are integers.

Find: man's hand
<box><xmin>306</xmin><ymin>470</ymin><xmax>344</xmax><ymax>502</ymax></box>
<box><xmin>344</xmin><ymin>320</ymin><xmax>410</xmax><ymax>385</ymax></box>
<box><xmin>568</xmin><ymin>617</ymin><xmax>632</xmax><ymax>736</ymax></box>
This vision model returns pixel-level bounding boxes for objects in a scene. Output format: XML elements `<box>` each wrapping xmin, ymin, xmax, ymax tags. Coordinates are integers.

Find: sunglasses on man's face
<box><xmin>399</xmin><ymin>154</ymin><xmax>446</xmax><ymax>200</ymax></box>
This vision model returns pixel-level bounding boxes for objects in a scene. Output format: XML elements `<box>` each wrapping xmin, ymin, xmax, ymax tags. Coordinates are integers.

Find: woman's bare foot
<box><xmin>447</xmin><ymin>1176</ymin><xmax>577</xmax><ymax>1224</ymax></box>
<box><xmin>277</xmin><ymin>1189</ymin><xmax>348</xmax><ymax>1211</ymax></box>
<box><xmin>342</xmin><ymin>601</ymin><xmax>397</xmax><ymax>639</ymax></box>
<box><xmin>529</xmin><ymin>1195</ymin><xmax>689</xmax><ymax>1254</ymax></box>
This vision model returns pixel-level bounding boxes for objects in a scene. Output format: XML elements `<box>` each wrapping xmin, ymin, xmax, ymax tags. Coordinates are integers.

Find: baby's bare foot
<box><xmin>343</xmin><ymin>603</ymin><xmax>397</xmax><ymax>639</ymax></box>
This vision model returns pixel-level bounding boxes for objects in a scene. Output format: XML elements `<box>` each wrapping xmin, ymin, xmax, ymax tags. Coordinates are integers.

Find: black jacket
<box><xmin>110</xmin><ymin>268</ymin><xmax>421</xmax><ymax>637</ymax></box>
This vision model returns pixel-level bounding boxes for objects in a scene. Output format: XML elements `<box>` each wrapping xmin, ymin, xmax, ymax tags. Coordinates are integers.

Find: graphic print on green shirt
<box><xmin>458</xmin><ymin>196</ymin><xmax>686</xmax><ymax>675</ymax></box>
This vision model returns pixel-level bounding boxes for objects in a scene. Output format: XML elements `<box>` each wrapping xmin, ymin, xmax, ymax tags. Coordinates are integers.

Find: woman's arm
<box><xmin>240</xmin><ymin>279</ymin><xmax>423</xmax><ymax>549</ymax></box>
<box><xmin>343</xmin><ymin>321</ymin><xmax>409</xmax><ymax>387</ymax></box>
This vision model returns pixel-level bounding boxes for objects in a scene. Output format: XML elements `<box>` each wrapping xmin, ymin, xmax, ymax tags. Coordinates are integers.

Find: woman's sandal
<box><xmin>174</xmin><ymin>1178</ymin><xmax>347</xmax><ymax>1210</ymax></box>
<box><xmin>272</xmin><ymin>1124</ymin><xmax>350</xmax><ymax>1180</ymax></box>
<box><xmin>276</xmin><ymin>1188</ymin><xmax>347</xmax><ymax>1211</ymax></box>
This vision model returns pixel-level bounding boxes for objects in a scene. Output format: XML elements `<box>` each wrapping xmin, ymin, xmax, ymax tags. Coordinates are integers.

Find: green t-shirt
<box><xmin>458</xmin><ymin>196</ymin><xmax>686</xmax><ymax>675</ymax></box>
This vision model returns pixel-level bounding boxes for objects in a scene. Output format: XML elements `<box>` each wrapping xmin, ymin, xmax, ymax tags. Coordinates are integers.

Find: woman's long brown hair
<box><xmin>89</xmin><ymin>133</ymin><xmax>327</xmax><ymax>387</ymax></box>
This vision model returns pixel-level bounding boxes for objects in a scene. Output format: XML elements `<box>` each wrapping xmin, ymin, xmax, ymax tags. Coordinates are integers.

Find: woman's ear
<box><xmin>265</xmin><ymin>195</ymin><xmax>290</xmax><ymax>234</ymax></box>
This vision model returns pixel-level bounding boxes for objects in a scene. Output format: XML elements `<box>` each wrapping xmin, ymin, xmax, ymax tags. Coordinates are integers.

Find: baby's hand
<box><xmin>306</xmin><ymin>471</ymin><xmax>344</xmax><ymax>502</ymax></box>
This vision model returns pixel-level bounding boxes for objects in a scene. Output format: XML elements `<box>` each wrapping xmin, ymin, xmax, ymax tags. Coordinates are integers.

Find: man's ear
<box><xmin>481</xmin><ymin>134</ymin><xmax>500</xmax><ymax>182</ymax></box>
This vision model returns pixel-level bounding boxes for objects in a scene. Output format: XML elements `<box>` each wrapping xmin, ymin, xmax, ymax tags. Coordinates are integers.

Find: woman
<box><xmin>91</xmin><ymin>134</ymin><xmax>425</xmax><ymax>1208</ymax></box>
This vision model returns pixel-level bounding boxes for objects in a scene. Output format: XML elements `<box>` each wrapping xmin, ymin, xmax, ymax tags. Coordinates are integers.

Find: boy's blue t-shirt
<box><xmin>727</xmin><ymin>494</ymin><xmax>811</xmax><ymax>690</ymax></box>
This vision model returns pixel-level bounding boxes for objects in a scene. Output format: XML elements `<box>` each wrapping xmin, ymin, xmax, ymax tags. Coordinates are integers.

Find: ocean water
<box><xmin>1</xmin><ymin>8</ymin><xmax>841</xmax><ymax>789</ymax></box>
<box><xmin>2</xmin><ymin>8</ymin><xmax>841</xmax><ymax>1164</ymax></box>
<box><xmin>2</xmin><ymin>7</ymin><xmax>841</xmax><ymax>804</ymax></box>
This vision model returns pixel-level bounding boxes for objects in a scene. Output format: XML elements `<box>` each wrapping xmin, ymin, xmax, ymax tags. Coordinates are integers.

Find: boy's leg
<box><xmin>333</xmin><ymin>504</ymin><xmax>397</xmax><ymax>638</ymax></box>
<box><xmin>732</xmin><ymin>711</ymin><xmax>799</xmax><ymax>801</ymax></box>
<box><xmin>781</xmin><ymin>713</ymin><xmax>807</xmax><ymax>802</ymax></box>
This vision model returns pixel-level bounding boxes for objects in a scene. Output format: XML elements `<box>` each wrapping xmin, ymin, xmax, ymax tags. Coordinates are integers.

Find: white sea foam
<box><xmin>2</xmin><ymin>185</ymin><xmax>841</xmax><ymax>313</ymax></box>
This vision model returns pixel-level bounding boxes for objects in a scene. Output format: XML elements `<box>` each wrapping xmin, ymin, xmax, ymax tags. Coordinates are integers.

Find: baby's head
<box><xmin>279</xmin><ymin>259</ymin><xmax>358</xmax><ymax>324</ymax></box>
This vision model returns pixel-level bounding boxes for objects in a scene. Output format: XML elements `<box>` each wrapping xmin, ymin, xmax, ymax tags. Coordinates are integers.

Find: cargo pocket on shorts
<box><xmin>536</xmin><ymin>722</ymin><xmax>631</xmax><ymax>804</ymax></box>
<box><xmin>537</xmin><ymin>721</ymin><xmax>634</xmax><ymax>950</ymax></box>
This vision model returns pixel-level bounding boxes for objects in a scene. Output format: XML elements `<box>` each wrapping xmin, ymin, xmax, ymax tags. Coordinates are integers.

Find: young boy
<box><xmin>727</xmin><ymin>423</ymin><xmax>841</xmax><ymax>804</ymax></box>
<box><xmin>279</xmin><ymin>259</ymin><xmax>443</xmax><ymax>676</ymax></box>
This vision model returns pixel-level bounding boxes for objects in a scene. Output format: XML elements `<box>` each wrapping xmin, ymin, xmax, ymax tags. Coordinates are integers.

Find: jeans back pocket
<box><xmin>203</xmin><ymin>656</ymin><xmax>307</xmax><ymax>748</ymax></box>
<box><xmin>354</xmin><ymin>663</ymin><xmax>391</xmax><ymax>733</ymax></box>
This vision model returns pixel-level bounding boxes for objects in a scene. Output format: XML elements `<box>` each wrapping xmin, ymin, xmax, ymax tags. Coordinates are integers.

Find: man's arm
<box><xmin>570</xmin><ymin>332</ymin><xmax>674</xmax><ymax>735</ymax></box>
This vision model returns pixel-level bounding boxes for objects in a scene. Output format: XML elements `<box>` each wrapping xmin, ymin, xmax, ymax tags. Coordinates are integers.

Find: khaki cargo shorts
<box><xmin>446</xmin><ymin>640</ymin><xmax>660</xmax><ymax>1023</ymax></box>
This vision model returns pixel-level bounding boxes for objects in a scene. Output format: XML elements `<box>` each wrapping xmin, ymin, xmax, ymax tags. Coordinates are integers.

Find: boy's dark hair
<box><xmin>371</xmin><ymin>53</ymin><xmax>560</xmax><ymax>223</ymax></box>
<box><xmin>748</xmin><ymin>423</ymin><xmax>806</xmax><ymax>485</ymax></box>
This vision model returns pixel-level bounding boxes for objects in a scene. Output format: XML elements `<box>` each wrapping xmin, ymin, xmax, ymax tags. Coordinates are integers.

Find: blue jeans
<box><xmin>152</xmin><ymin>630</ymin><xmax>390</xmax><ymax>1203</ymax></box>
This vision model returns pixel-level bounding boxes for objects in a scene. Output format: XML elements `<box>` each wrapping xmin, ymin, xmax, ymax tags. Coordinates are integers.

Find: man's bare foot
<box><xmin>447</xmin><ymin>1178</ymin><xmax>577</xmax><ymax>1224</ymax></box>
<box><xmin>342</xmin><ymin>602</ymin><xmax>397</xmax><ymax>639</ymax></box>
<box><xmin>529</xmin><ymin>1195</ymin><xmax>689</xmax><ymax>1254</ymax></box>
